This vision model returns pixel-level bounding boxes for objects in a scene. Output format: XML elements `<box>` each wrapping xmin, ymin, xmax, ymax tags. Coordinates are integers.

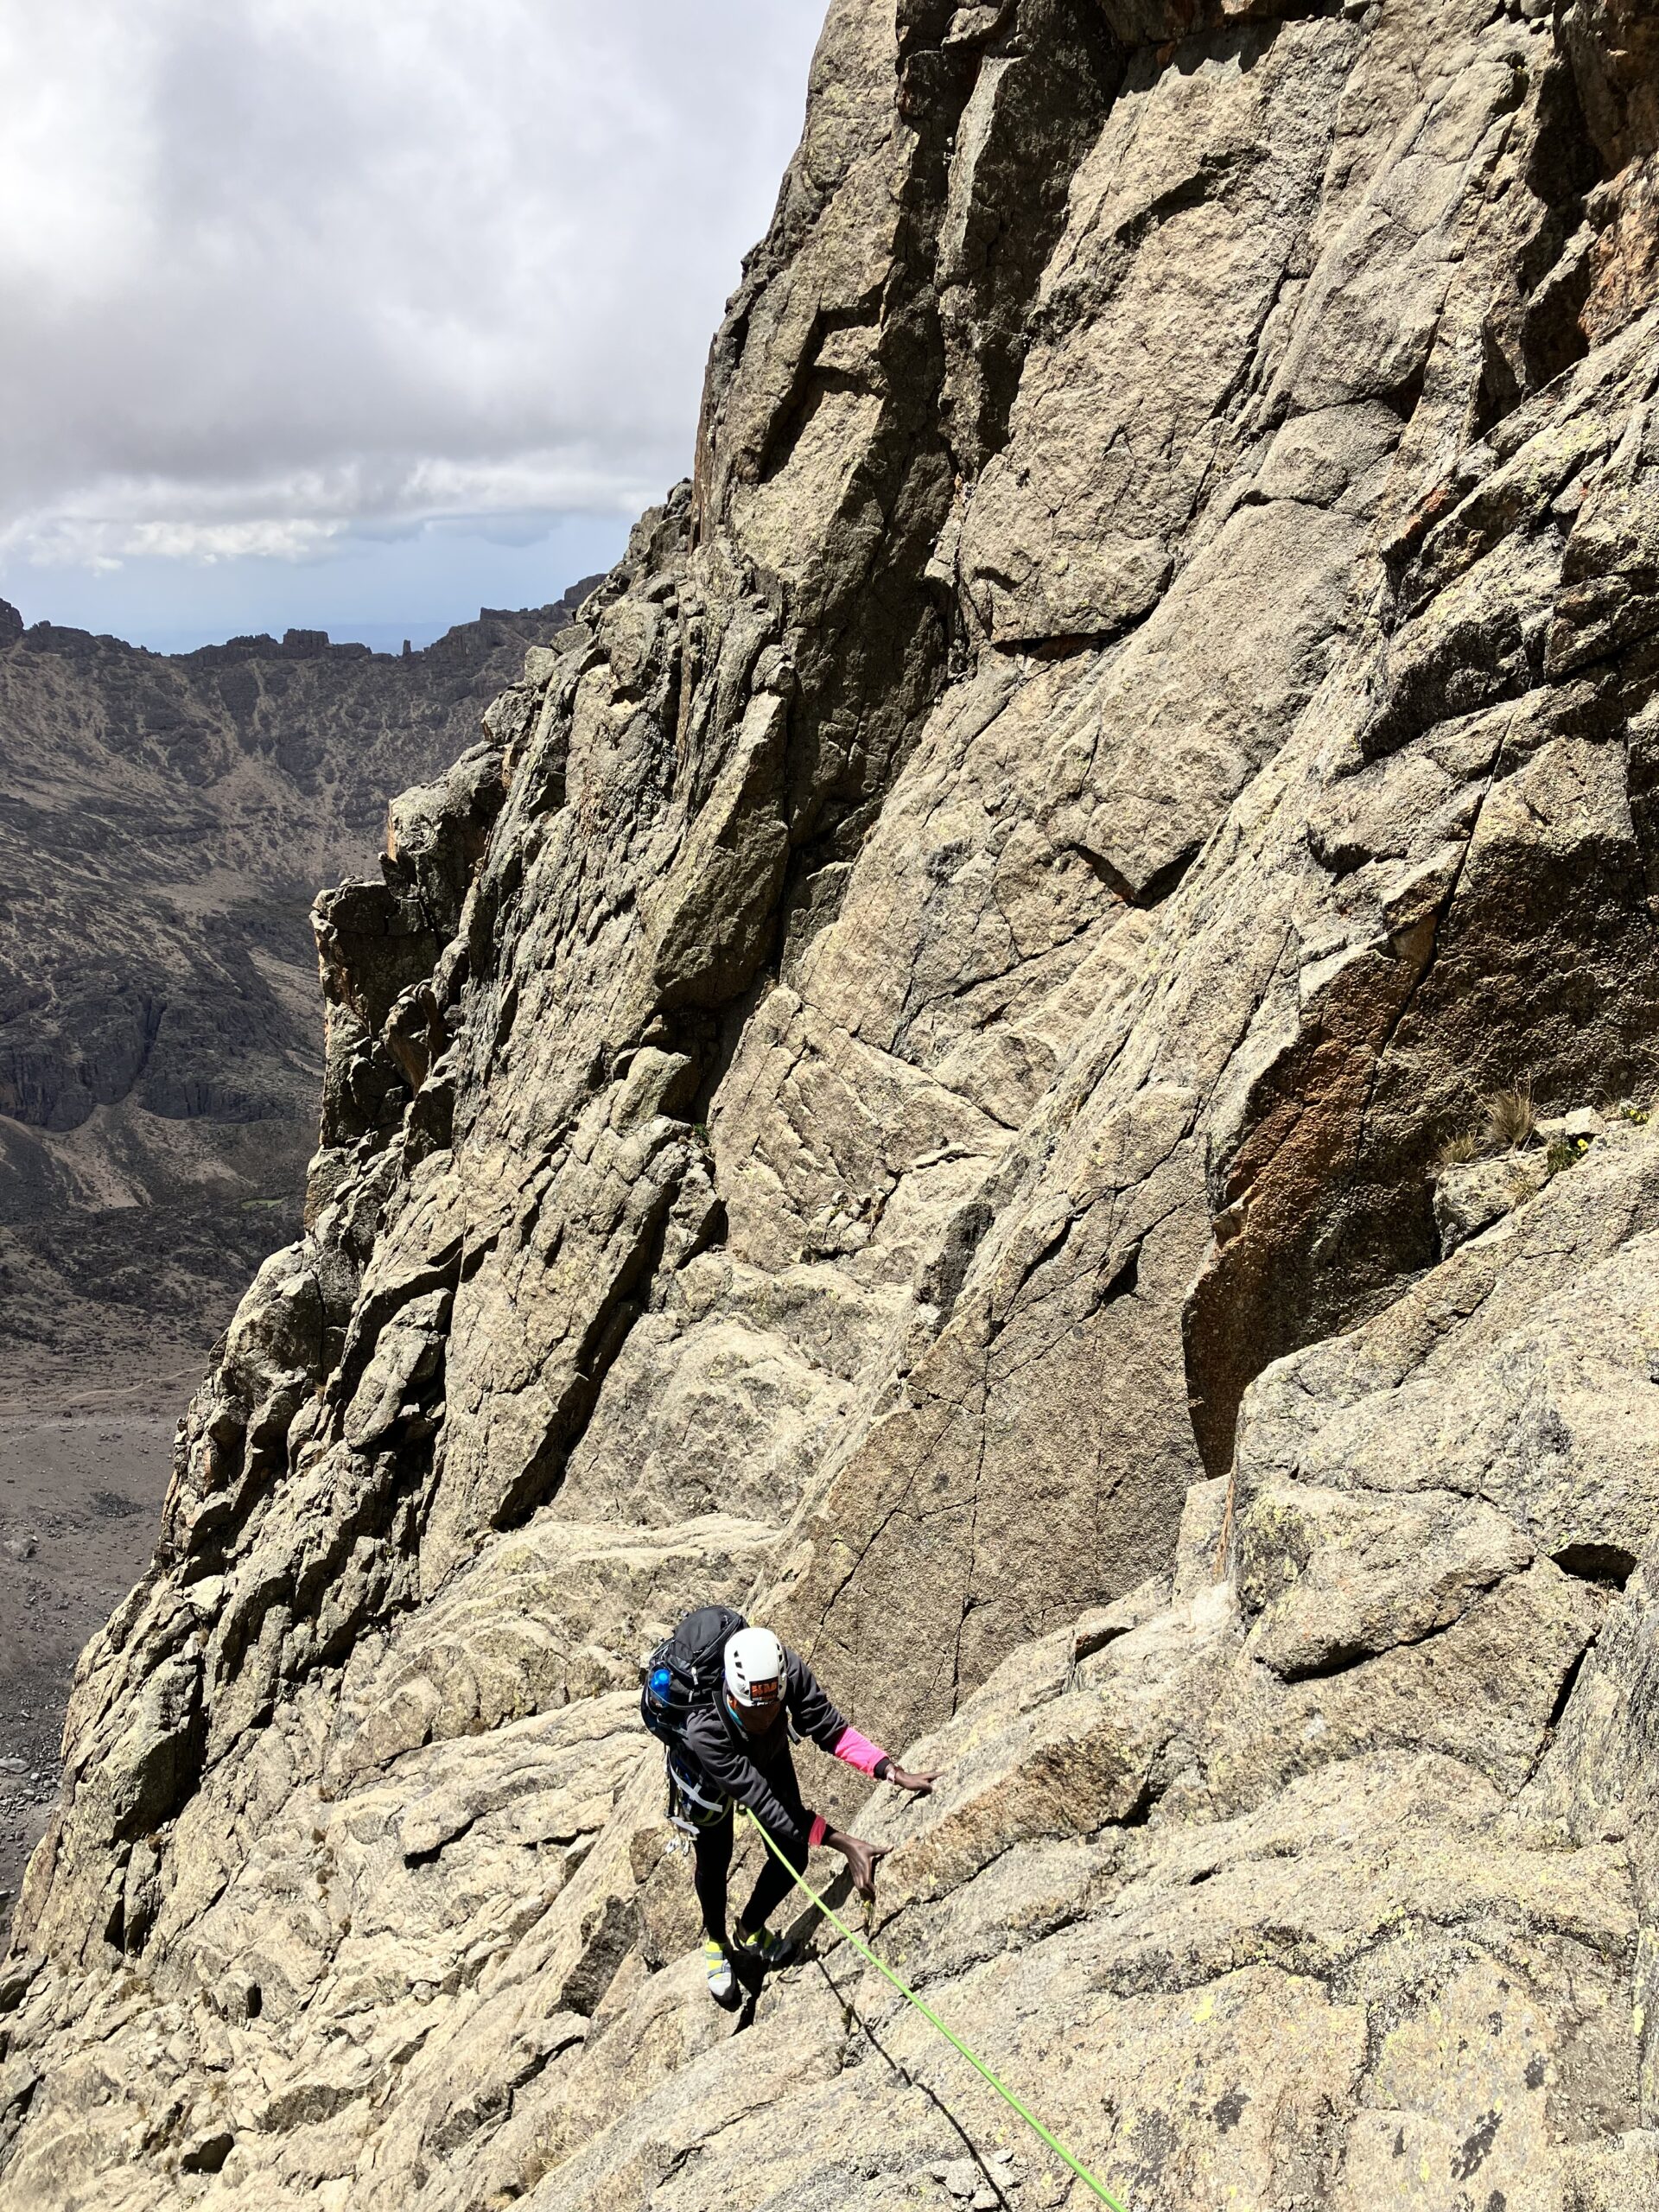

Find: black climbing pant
<box><xmin>693</xmin><ymin>1783</ymin><xmax>809</xmax><ymax>1949</ymax></box>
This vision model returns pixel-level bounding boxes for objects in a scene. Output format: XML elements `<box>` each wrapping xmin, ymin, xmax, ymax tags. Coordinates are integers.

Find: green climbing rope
<box><xmin>740</xmin><ymin>1807</ymin><xmax>1128</xmax><ymax>2211</ymax></box>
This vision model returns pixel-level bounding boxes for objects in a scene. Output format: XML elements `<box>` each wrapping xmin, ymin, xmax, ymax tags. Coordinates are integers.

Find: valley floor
<box><xmin>0</xmin><ymin>1385</ymin><xmax>180</xmax><ymax>1915</ymax></box>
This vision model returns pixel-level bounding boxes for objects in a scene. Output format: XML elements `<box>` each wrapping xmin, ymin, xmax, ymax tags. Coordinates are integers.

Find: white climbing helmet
<box><xmin>723</xmin><ymin>1625</ymin><xmax>785</xmax><ymax>1710</ymax></box>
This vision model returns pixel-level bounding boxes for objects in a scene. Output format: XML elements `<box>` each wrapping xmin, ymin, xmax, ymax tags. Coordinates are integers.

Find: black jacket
<box><xmin>680</xmin><ymin>1645</ymin><xmax>849</xmax><ymax>1850</ymax></box>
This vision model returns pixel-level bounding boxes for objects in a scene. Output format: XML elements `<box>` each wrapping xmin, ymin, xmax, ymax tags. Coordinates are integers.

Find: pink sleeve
<box><xmin>832</xmin><ymin>1725</ymin><xmax>887</xmax><ymax>1777</ymax></box>
<box><xmin>809</xmin><ymin>1813</ymin><xmax>829</xmax><ymax>1848</ymax></box>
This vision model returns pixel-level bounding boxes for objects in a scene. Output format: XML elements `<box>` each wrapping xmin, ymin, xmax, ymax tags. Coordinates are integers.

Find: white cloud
<box><xmin>0</xmin><ymin>0</ymin><xmax>824</xmax><ymax>582</ymax></box>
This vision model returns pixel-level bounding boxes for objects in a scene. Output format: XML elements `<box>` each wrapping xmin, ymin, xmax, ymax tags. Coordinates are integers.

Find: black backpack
<box><xmin>639</xmin><ymin>1604</ymin><xmax>747</xmax><ymax>1748</ymax></box>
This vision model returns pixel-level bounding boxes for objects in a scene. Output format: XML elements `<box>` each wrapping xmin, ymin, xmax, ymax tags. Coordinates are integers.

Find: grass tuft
<box><xmin>1484</xmin><ymin>1082</ymin><xmax>1536</xmax><ymax>1152</ymax></box>
<box><xmin>1435</xmin><ymin>1130</ymin><xmax>1481</xmax><ymax>1168</ymax></box>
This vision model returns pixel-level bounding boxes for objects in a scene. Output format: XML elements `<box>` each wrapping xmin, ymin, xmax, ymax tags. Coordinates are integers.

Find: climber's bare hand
<box><xmin>830</xmin><ymin>1830</ymin><xmax>890</xmax><ymax>1898</ymax></box>
<box><xmin>884</xmin><ymin>1764</ymin><xmax>938</xmax><ymax>1796</ymax></box>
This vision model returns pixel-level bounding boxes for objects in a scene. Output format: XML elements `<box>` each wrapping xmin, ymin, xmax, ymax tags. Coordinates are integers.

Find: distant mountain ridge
<box><xmin>0</xmin><ymin>579</ymin><xmax>601</xmax><ymax>1395</ymax></box>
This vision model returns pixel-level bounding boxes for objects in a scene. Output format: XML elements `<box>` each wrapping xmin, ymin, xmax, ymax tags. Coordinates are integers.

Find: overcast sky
<box><xmin>0</xmin><ymin>0</ymin><xmax>825</xmax><ymax>652</ymax></box>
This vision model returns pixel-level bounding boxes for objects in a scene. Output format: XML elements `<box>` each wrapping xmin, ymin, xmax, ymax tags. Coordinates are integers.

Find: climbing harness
<box><xmin>663</xmin><ymin>1743</ymin><xmax>727</xmax><ymax>1840</ymax></box>
<box><xmin>740</xmin><ymin>1808</ymin><xmax>1128</xmax><ymax>2211</ymax></box>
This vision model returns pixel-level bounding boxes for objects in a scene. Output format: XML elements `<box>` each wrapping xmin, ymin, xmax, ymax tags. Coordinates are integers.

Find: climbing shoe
<box><xmin>704</xmin><ymin>1941</ymin><xmax>738</xmax><ymax>2007</ymax></box>
<box><xmin>734</xmin><ymin>1924</ymin><xmax>798</xmax><ymax>1973</ymax></box>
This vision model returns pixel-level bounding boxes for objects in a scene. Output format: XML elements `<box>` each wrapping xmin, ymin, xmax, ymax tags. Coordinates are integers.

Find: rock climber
<box><xmin>666</xmin><ymin>1620</ymin><xmax>938</xmax><ymax>2006</ymax></box>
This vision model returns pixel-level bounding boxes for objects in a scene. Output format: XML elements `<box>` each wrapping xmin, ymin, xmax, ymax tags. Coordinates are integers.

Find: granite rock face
<box><xmin>6</xmin><ymin>1</ymin><xmax>1659</xmax><ymax>2205</ymax></box>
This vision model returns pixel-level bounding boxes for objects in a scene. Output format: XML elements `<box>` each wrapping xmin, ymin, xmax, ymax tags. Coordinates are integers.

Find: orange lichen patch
<box><xmin>1185</xmin><ymin>930</ymin><xmax>1435</xmax><ymax>1478</ymax></box>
